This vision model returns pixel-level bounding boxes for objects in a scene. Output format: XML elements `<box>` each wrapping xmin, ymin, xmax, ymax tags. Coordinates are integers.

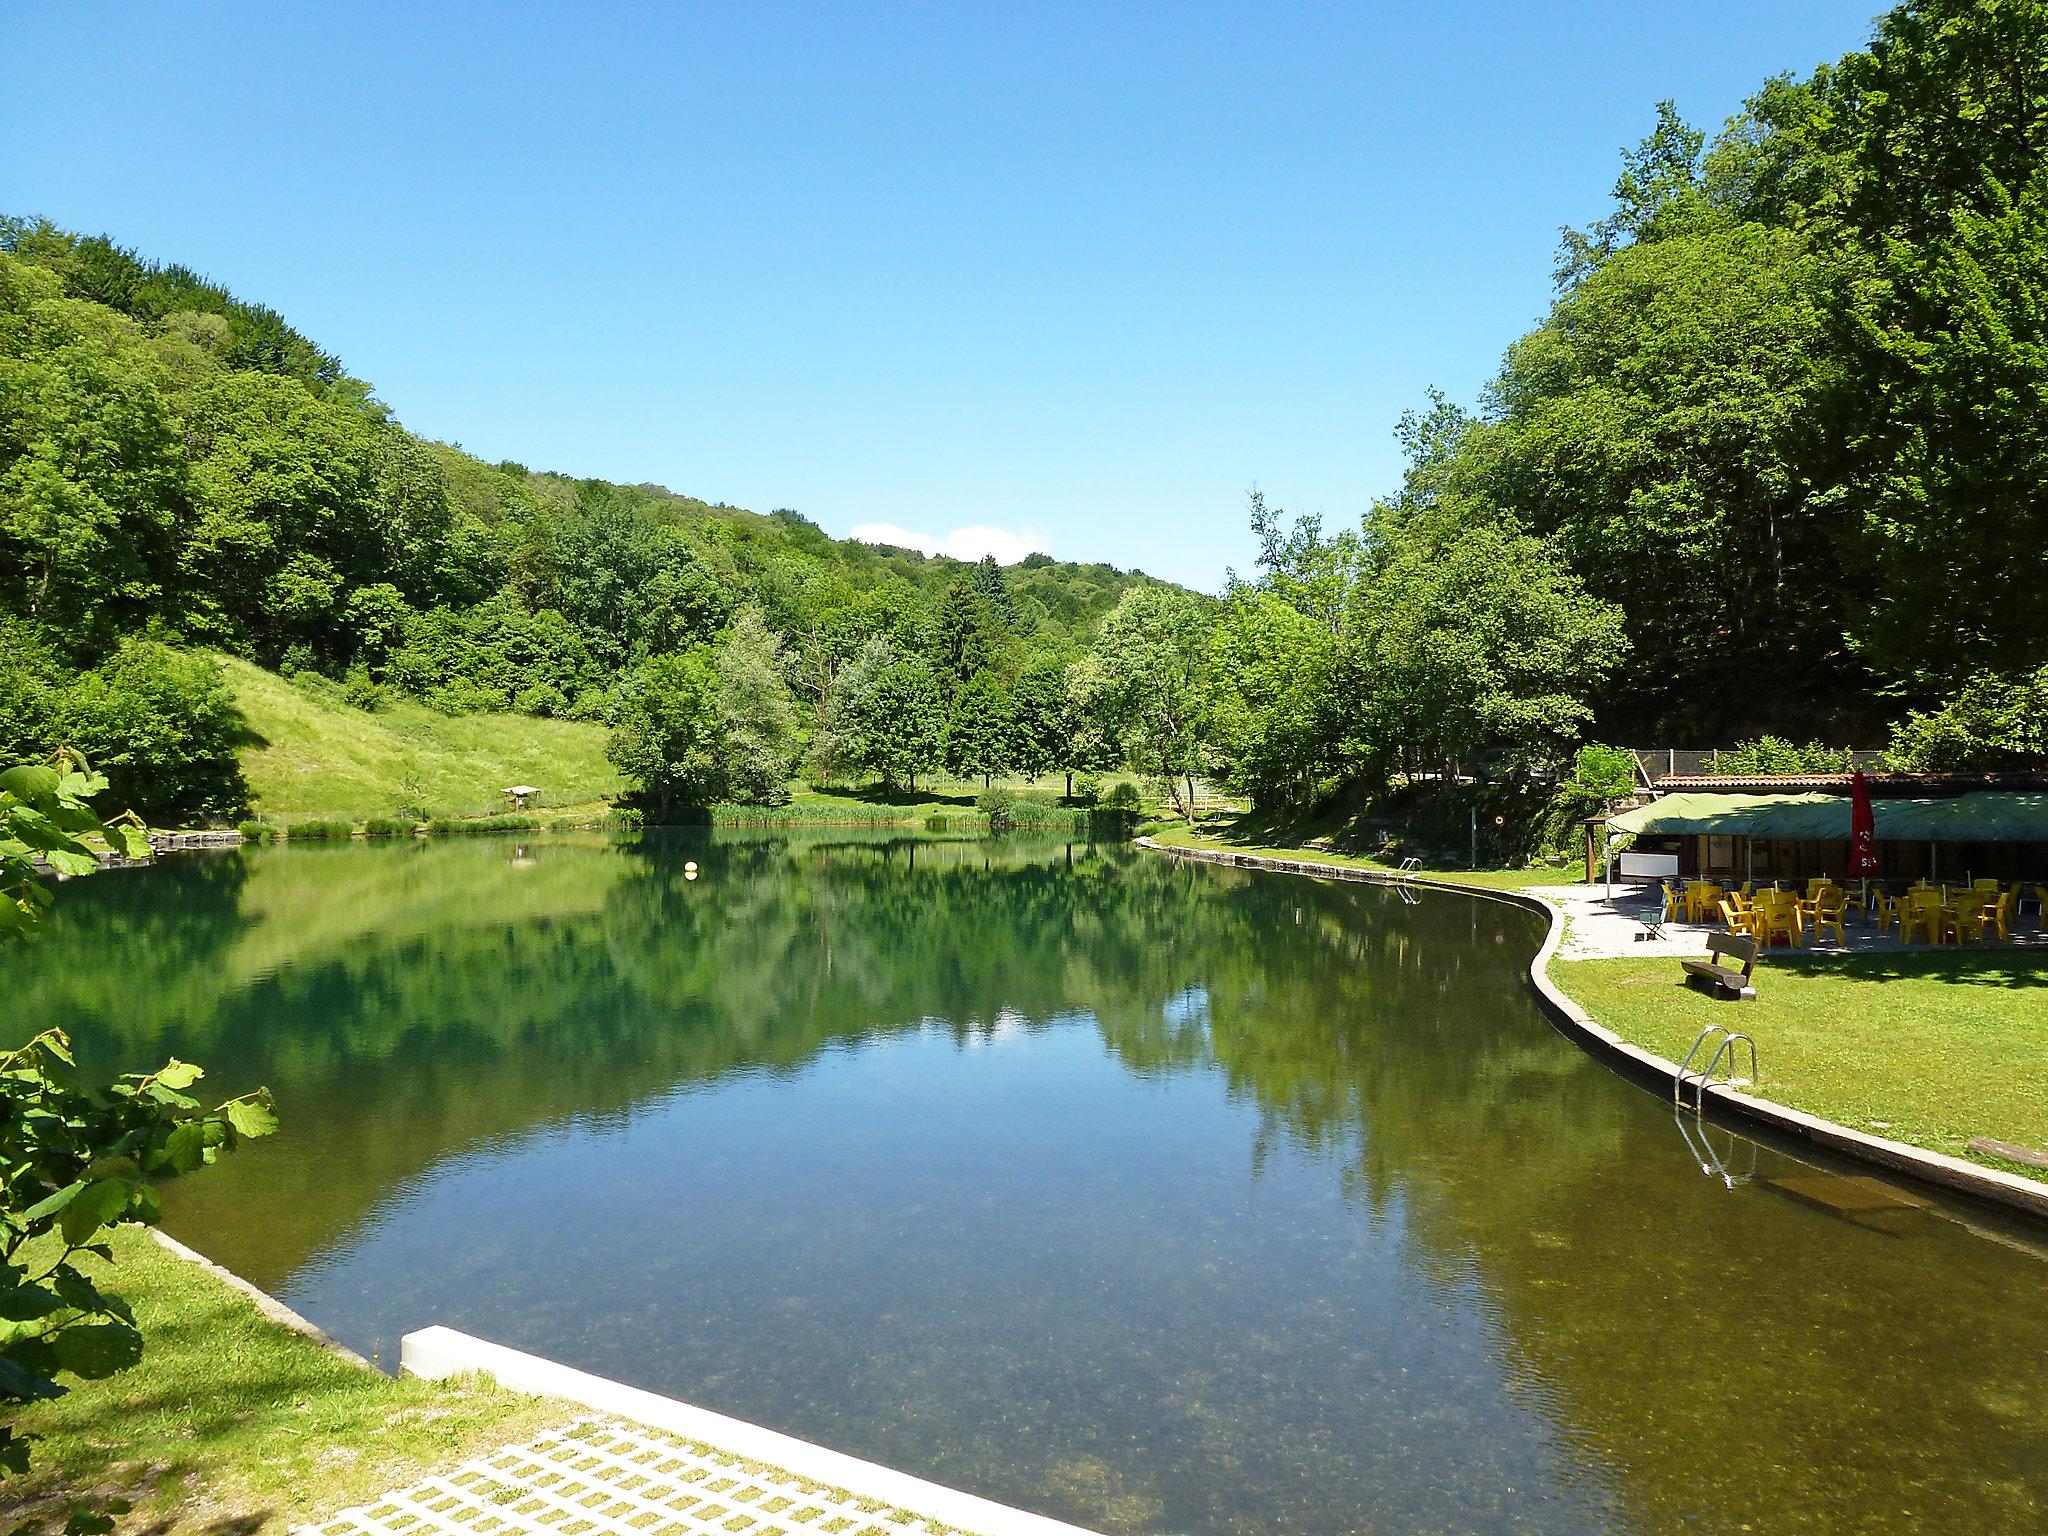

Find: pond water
<box><xmin>12</xmin><ymin>830</ymin><xmax>2048</xmax><ymax>1535</ymax></box>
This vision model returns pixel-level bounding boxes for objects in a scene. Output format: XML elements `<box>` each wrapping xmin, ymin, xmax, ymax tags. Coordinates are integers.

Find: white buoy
<box><xmin>684</xmin><ymin>859</ymin><xmax>699</xmax><ymax>873</ymax></box>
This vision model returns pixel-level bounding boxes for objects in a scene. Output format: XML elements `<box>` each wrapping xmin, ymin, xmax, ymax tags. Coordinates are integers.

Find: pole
<box><xmin>1470</xmin><ymin>808</ymin><xmax>1478</xmax><ymax>869</ymax></box>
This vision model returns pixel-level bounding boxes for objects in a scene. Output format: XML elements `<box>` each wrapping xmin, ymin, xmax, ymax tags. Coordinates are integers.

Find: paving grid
<box><xmin>300</xmin><ymin>1417</ymin><xmax>980</xmax><ymax>1536</ymax></box>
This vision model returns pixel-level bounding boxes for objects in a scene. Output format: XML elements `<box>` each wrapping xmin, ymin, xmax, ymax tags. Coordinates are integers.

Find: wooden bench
<box><xmin>1681</xmin><ymin>932</ymin><xmax>1758</xmax><ymax>1000</ymax></box>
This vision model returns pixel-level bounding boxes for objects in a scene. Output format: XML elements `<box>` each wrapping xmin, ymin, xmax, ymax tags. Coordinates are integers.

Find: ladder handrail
<box><xmin>1675</xmin><ymin>1025</ymin><xmax>1731</xmax><ymax>1103</ymax></box>
<box><xmin>1680</xmin><ymin>1031</ymin><xmax>1759</xmax><ymax>1114</ymax></box>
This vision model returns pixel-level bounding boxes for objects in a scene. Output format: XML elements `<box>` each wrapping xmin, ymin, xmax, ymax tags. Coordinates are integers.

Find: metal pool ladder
<box><xmin>1675</xmin><ymin>1025</ymin><xmax>1758</xmax><ymax>1114</ymax></box>
<box><xmin>1394</xmin><ymin>857</ymin><xmax>1421</xmax><ymax>879</ymax></box>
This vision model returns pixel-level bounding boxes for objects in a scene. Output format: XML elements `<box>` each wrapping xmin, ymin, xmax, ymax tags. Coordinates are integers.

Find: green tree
<box><xmin>1351</xmin><ymin>520</ymin><xmax>1628</xmax><ymax>783</ymax></box>
<box><xmin>1086</xmin><ymin>586</ymin><xmax>1211</xmax><ymax>817</ymax></box>
<box><xmin>180</xmin><ymin>370</ymin><xmax>379</xmax><ymax>660</ymax></box>
<box><xmin>607</xmin><ymin>650</ymin><xmax>725</xmax><ymax>812</ymax></box>
<box><xmin>713</xmin><ymin>606</ymin><xmax>799</xmax><ymax>804</ymax></box>
<box><xmin>839</xmin><ymin>653</ymin><xmax>946</xmax><ymax>793</ymax></box>
<box><xmin>1007</xmin><ymin>660</ymin><xmax>1070</xmax><ymax>785</ymax></box>
<box><xmin>1887</xmin><ymin>665</ymin><xmax>2048</xmax><ymax>770</ymax></box>
<box><xmin>1204</xmin><ymin>589</ymin><xmax>1343</xmax><ymax>810</ymax></box>
<box><xmin>0</xmin><ymin>255</ymin><xmax>186</xmax><ymax>643</ymax></box>
<box><xmin>943</xmin><ymin>669</ymin><xmax>1015</xmax><ymax>787</ymax></box>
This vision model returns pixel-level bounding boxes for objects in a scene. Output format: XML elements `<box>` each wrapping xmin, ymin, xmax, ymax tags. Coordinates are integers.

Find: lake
<box><xmin>12</xmin><ymin>830</ymin><xmax>2047</xmax><ymax>1535</ymax></box>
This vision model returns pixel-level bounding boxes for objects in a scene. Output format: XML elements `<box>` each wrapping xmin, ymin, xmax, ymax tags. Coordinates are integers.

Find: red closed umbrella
<box><xmin>1848</xmin><ymin>770</ymin><xmax>1879</xmax><ymax>878</ymax></box>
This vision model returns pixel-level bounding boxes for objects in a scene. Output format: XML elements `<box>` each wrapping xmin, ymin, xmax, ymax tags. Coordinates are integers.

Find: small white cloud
<box><xmin>849</xmin><ymin>522</ymin><xmax>1050</xmax><ymax>564</ymax></box>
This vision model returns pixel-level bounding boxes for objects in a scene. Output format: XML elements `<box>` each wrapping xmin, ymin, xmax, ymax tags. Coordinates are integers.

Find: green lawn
<box><xmin>1143</xmin><ymin>811</ymin><xmax>1584</xmax><ymax>891</ymax></box>
<box><xmin>1</xmin><ymin>1228</ymin><xmax>562</xmax><ymax>1533</ymax></box>
<box><xmin>1554</xmin><ymin>951</ymin><xmax>2048</xmax><ymax>1176</ymax></box>
<box><xmin>226</xmin><ymin>656</ymin><xmax>623</xmax><ymax>823</ymax></box>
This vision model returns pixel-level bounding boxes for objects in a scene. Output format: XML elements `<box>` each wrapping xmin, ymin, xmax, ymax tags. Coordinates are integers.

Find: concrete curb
<box><xmin>149</xmin><ymin>1227</ymin><xmax>378</xmax><ymax>1370</ymax></box>
<box><xmin>1136</xmin><ymin>837</ymin><xmax>2048</xmax><ymax>1223</ymax></box>
<box><xmin>401</xmin><ymin>1327</ymin><xmax>1105</xmax><ymax>1536</ymax></box>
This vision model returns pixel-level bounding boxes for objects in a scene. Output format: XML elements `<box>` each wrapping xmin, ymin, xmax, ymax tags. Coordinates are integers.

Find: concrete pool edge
<box><xmin>150</xmin><ymin>1227</ymin><xmax>377</xmax><ymax>1370</ymax></box>
<box><xmin>1136</xmin><ymin>837</ymin><xmax>2048</xmax><ymax>1224</ymax></box>
<box><xmin>399</xmin><ymin>1326</ymin><xmax>1107</xmax><ymax>1536</ymax></box>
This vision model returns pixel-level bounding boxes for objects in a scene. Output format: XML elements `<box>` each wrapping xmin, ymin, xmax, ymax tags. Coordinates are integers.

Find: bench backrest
<box><xmin>1705</xmin><ymin>931</ymin><xmax>1757</xmax><ymax>977</ymax></box>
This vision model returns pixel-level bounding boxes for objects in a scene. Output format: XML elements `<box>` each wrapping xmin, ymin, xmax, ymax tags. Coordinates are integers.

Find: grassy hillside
<box><xmin>226</xmin><ymin>656</ymin><xmax>622</xmax><ymax>822</ymax></box>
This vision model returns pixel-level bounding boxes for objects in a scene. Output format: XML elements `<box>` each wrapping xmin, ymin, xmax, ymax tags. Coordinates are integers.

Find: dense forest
<box><xmin>3</xmin><ymin>0</ymin><xmax>2044</xmax><ymax>834</ymax></box>
<box><xmin>1197</xmin><ymin>0</ymin><xmax>2048</xmax><ymax>822</ymax></box>
<box><xmin>0</xmin><ymin>215</ymin><xmax>1166</xmax><ymax>817</ymax></box>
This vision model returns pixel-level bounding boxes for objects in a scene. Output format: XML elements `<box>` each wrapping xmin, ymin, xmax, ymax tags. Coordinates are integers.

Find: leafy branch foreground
<box><xmin>4</xmin><ymin>754</ymin><xmax>283</xmax><ymax>1517</ymax></box>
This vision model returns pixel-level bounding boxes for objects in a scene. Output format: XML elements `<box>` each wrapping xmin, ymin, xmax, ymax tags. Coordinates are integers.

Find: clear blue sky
<box><xmin>4</xmin><ymin>2</ymin><xmax>1880</xmax><ymax>591</ymax></box>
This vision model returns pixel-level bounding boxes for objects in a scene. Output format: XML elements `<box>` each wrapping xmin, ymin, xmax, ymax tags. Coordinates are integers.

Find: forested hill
<box><xmin>1201</xmin><ymin>0</ymin><xmax>2048</xmax><ymax>822</ymax></box>
<box><xmin>7</xmin><ymin>0</ymin><xmax>2046</xmax><ymax>831</ymax></box>
<box><xmin>0</xmin><ymin>217</ymin><xmax>1167</xmax><ymax>815</ymax></box>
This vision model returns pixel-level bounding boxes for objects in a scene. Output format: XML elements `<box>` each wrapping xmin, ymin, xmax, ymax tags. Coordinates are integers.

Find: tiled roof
<box><xmin>1652</xmin><ymin>772</ymin><xmax>2048</xmax><ymax>795</ymax></box>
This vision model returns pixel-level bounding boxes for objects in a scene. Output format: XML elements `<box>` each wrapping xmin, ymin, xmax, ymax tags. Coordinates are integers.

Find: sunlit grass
<box><xmin>1143</xmin><ymin>809</ymin><xmax>1584</xmax><ymax>890</ymax></box>
<box><xmin>1553</xmin><ymin>951</ymin><xmax>2048</xmax><ymax>1175</ymax></box>
<box><xmin>0</xmin><ymin>1228</ymin><xmax>563</xmax><ymax>1533</ymax></box>
<box><xmin>225</xmin><ymin>656</ymin><xmax>623</xmax><ymax>823</ymax></box>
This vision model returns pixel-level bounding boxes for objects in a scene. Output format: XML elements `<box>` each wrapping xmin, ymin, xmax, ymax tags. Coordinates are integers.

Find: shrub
<box><xmin>1715</xmin><ymin>737</ymin><xmax>1857</xmax><ymax>774</ymax></box>
<box><xmin>425</xmin><ymin>813</ymin><xmax>540</xmax><ymax>835</ymax></box>
<box><xmin>1103</xmin><ymin>780</ymin><xmax>1141</xmax><ymax>811</ymax></box>
<box><xmin>362</xmin><ymin>816</ymin><xmax>416</xmax><ymax>838</ymax></box>
<box><xmin>1072</xmin><ymin>772</ymin><xmax>1102</xmax><ymax>805</ymax></box>
<box><xmin>44</xmin><ymin>640</ymin><xmax>247</xmax><ymax>821</ymax></box>
<box><xmin>341</xmin><ymin>664</ymin><xmax>387</xmax><ymax>712</ymax></box>
<box><xmin>285</xmin><ymin>818</ymin><xmax>352</xmax><ymax>840</ymax></box>
<box><xmin>1887</xmin><ymin>665</ymin><xmax>2048</xmax><ymax>771</ymax></box>
<box><xmin>237</xmin><ymin>818</ymin><xmax>280</xmax><ymax>842</ymax></box>
<box><xmin>976</xmin><ymin>787</ymin><xmax>1021</xmax><ymax>830</ymax></box>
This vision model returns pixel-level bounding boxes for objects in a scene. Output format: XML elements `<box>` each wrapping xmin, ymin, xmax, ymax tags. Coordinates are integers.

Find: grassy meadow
<box><xmin>1554</xmin><ymin>951</ymin><xmax>2048</xmax><ymax>1176</ymax></box>
<box><xmin>224</xmin><ymin>656</ymin><xmax>623</xmax><ymax>823</ymax></box>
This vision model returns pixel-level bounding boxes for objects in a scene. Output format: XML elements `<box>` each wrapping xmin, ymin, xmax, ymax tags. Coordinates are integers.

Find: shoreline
<box><xmin>1136</xmin><ymin>835</ymin><xmax>2048</xmax><ymax>1224</ymax></box>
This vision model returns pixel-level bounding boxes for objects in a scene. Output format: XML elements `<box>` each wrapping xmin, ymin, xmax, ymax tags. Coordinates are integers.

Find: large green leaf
<box><xmin>57</xmin><ymin>1179</ymin><xmax>133</xmax><ymax>1247</ymax></box>
<box><xmin>19</xmin><ymin>1181</ymin><xmax>84</xmax><ymax>1224</ymax></box>
<box><xmin>224</xmin><ymin>1097</ymin><xmax>280</xmax><ymax>1140</ymax></box>
<box><xmin>0</xmin><ymin>1284</ymin><xmax>64</xmax><ymax>1323</ymax></box>
<box><xmin>0</xmin><ymin>766</ymin><xmax>60</xmax><ymax>801</ymax></box>
<box><xmin>152</xmin><ymin>1061</ymin><xmax>203</xmax><ymax>1092</ymax></box>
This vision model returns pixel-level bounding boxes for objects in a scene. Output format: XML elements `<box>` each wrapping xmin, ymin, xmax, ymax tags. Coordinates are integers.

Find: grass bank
<box><xmin>1143</xmin><ymin>810</ymin><xmax>1583</xmax><ymax>891</ymax></box>
<box><xmin>225</xmin><ymin>656</ymin><xmax>622</xmax><ymax>823</ymax></box>
<box><xmin>0</xmin><ymin>1228</ymin><xmax>562</xmax><ymax>1533</ymax></box>
<box><xmin>1552</xmin><ymin>951</ymin><xmax>2048</xmax><ymax>1178</ymax></box>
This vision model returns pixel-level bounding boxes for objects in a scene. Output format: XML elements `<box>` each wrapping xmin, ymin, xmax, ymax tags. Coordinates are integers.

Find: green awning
<box><xmin>1608</xmin><ymin>789</ymin><xmax>2048</xmax><ymax>843</ymax></box>
<box><xmin>1875</xmin><ymin>791</ymin><xmax>2048</xmax><ymax>843</ymax></box>
<box><xmin>1606</xmin><ymin>792</ymin><xmax>1845</xmax><ymax>839</ymax></box>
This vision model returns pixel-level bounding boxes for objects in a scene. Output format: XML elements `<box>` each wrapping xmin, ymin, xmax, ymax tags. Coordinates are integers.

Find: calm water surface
<box><xmin>13</xmin><ymin>831</ymin><xmax>2047</xmax><ymax>1535</ymax></box>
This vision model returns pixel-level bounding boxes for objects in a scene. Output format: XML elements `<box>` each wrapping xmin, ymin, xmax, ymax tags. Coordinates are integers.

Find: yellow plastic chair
<box><xmin>1759</xmin><ymin>895</ymin><xmax>1801</xmax><ymax>947</ymax></box>
<box><xmin>1718</xmin><ymin>899</ymin><xmax>1759</xmax><ymax>940</ymax></box>
<box><xmin>1811</xmin><ymin>895</ymin><xmax>1847</xmax><ymax>946</ymax></box>
<box><xmin>1898</xmin><ymin>898</ymin><xmax>1940</xmax><ymax>944</ymax></box>
<box><xmin>1945</xmin><ymin>902</ymin><xmax>1987</xmax><ymax>945</ymax></box>
<box><xmin>1661</xmin><ymin>882</ymin><xmax>1685</xmax><ymax>923</ymax></box>
<box><xmin>1988</xmin><ymin>891</ymin><xmax>2017</xmax><ymax>941</ymax></box>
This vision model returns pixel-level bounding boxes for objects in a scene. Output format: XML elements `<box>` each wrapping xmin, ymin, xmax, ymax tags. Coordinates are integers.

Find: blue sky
<box><xmin>4</xmin><ymin>2</ymin><xmax>1880</xmax><ymax>591</ymax></box>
